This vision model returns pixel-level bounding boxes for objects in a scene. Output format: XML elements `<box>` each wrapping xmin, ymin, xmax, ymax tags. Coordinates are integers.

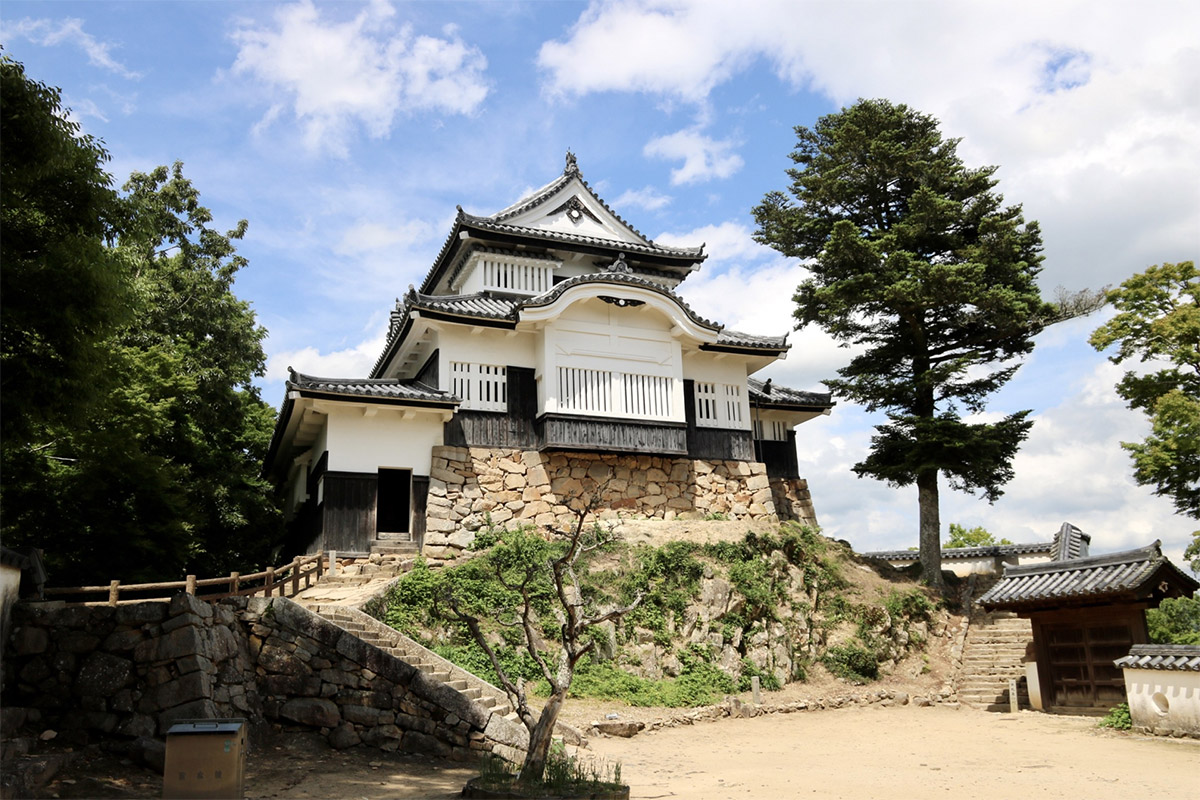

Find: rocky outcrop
<box><xmin>425</xmin><ymin>447</ymin><xmax>820</xmax><ymax>557</ymax></box>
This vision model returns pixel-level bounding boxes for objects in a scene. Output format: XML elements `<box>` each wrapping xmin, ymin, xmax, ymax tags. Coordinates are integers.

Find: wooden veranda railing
<box><xmin>40</xmin><ymin>552</ymin><xmax>329</xmax><ymax>606</ymax></box>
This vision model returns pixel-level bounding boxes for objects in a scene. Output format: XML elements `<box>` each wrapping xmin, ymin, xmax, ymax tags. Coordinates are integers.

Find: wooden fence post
<box><xmin>316</xmin><ymin>554</ymin><xmax>324</xmax><ymax>581</ymax></box>
<box><xmin>185</xmin><ymin>575</ymin><xmax>197</xmax><ymax>596</ymax></box>
<box><xmin>265</xmin><ymin>567</ymin><xmax>275</xmax><ymax>597</ymax></box>
<box><xmin>291</xmin><ymin>556</ymin><xmax>301</xmax><ymax>596</ymax></box>
<box><xmin>230</xmin><ymin>572</ymin><xmax>240</xmax><ymax>596</ymax></box>
<box><xmin>329</xmin><ymin>550</ymin><xmax>338</xmax><ymax>577</ymax></box>
<box><xmin>108</xmin><ymin>580</ymin><xmax>120</xmax><ymax>606</ymax></box>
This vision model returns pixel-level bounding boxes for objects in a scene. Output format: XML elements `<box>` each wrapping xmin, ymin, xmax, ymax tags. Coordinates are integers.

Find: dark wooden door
<box><xmin>1043</xmin><ymin>620</ymin><xmax>1134</xmax><ymax>708</ymax></box>
<box><xmin>376</xmin><ymin>468</ymin><xmax>411</xmax><ymax>537</ymax></box>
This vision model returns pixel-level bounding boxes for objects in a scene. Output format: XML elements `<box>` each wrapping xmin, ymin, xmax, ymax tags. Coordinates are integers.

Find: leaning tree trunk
<box><xmin>517</xmin><ymin>687</ymin><xmax>568</xmax><ymax>785</ymax></box>
<box><xmin>917</xmin><ymin>468</ymin><xmax>944</xmax><ymax>591</ymax></box>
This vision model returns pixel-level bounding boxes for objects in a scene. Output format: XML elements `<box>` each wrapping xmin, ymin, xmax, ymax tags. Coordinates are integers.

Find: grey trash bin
<box><xmin>162</xmin><ymin>719</ymin><xmax>247</xmax><ymax>799</ymax></box>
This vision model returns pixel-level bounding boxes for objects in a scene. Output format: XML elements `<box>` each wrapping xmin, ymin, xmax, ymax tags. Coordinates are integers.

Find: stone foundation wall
<box><xmin>770</xmin><ymin>477</ymin><xmax>819</xmax><ymax>528</ymax></box>
<box><xmin>426</xmin><ymin>447</ymin><xmax>790</xmax><ymax>556</ymax></box>
<box><xmin>2</xmin><ymin>596</ymin><xmax>523</xmax><ymax>762</ymax></box>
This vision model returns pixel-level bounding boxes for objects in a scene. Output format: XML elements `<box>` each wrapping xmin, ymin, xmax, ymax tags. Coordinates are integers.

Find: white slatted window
<box><xmin>623</xmin><ymin>374</ymin><xmax>672</xmax><ymax>418</ymax></box>
<box><xmin>451</xmin><ymin>362</ymin><xmax>507</xmax><ymax>412</ymax></box>
<box><xmin>695</xmin><ymin>382</ymin><xmax>720</xmax><ymax>428</ymax></box>
<box><xmin>559</xmin><ymin>367</ymin><xmax>612</xmax><ymax>414</ymax></box>
<box><xmin>754</xmin><ymin>419</ymin><xmax>789</xmax><ymax>441</ymax></box>
<box><xmin>482</xmin><ymin>257</ymin><xmax>553</xmax><ymax>296</ymax></box>
<box><xmin>724</xmin><ymin>384</ymin><xmax>743</xmax><ymax>425</ymax></box>
<box><xmin>557</xmin><ymin>367</ymin><xmax>673</xmax><ymax>419</ymax></box>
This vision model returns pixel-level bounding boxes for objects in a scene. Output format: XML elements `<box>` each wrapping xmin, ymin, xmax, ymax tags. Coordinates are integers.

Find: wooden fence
<box><xmin>41</xmin><ymin>552</ymin><xmax>329</xmax><ymax>606</ymax></box>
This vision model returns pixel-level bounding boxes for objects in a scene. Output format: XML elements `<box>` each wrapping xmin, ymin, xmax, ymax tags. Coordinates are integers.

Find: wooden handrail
<box><xmin>41</xmin><ymin>552</ymin><xmax>330</xmax><ymax>606</ymax></box>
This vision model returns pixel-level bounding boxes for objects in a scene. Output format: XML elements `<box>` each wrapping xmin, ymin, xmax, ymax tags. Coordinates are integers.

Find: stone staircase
<box><xmin>957</xmin><ymin>610</ymin><xmax>1034</xmax><ymax>711</ymax></box>
<box><xmin>312</xmin><ymin>604</ymin><xmax>521</xmax><ymax>725</ymax></box>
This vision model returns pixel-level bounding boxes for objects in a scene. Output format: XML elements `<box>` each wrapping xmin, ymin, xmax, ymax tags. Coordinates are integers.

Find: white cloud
<box><xmin>230</xmin><ymin>0</ymin><xmax>489</xmax><ymax>156</ymax></box>
<box><xmin>539</xmin><ymin>1</ymin><xmax>1200</xmax><ymax>289</ymax></box>
<box><xmin>614</xmin><ymin>186</ymin><xmax>671</xmax><ymax>212</ymax></box>
<box><xmin>4</xmin><ymin>17</ymin><xmax>141</xmax><ymax>79</ymax></box>
<box><xmin>266</xmin><ymin>332</ymin><xmax>386</xmax><ymax>383</ymax></box>
<box><xmin>335</xmin><ymin>219</ymin><xmax>435</xmax><ymax>256</ymax></box>
<box><xmin>644</xmin><ymin>128</ymin><xmax>743</xmax><ymax>184</ymax></box>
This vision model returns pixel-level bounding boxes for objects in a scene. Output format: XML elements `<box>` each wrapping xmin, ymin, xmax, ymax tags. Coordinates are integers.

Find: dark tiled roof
<box><xmin>1052</xmin><ymin>522</ymin><xmax>1092</xmax><ymax>561</ymax></box>
<box><xmin>1114</xmin><ymin>644</ymin><xmax>1200</xmax><ymax>672</ymax></box>
<box><xmin>863</xmin><ymin>542</ymin><xmax>1055</xmax><ymax>561</ymax></box>
<box><xmin>289</xmin><ymin>370</ymin><xmax>457</xmax><ymax>405</ymax></box>
<box><xmin>411</xmin><ymin>293</ymin><xmax>519</xmax><ymax>321</ymax></box>
<box><xmin>717</xmin><ymin>330</ymin><xmax>789</xmax><ymax>350</ymax></box>
<box><xmin>458</xmin><ymin>212</ymin><xmax>704</xmax><ymax>259</ymax></box>
<box><xmin>747</xmin><ymin>377</ymin><xmax>833</xmax><ymax>409</ymax></box>
<box><xmin>977</xmin><ymin>541</ymin><xmax>1199</xmax><ymax>611</ymax></box>
<box><xmin>519</xmin><ymin>272</ymin><xmax>721</xmax><ymax>331</ymax></box>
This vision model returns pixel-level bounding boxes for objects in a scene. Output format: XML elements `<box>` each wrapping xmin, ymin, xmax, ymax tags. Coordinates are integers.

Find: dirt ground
<box><xmin>27</xmin><ymin>700</ymin><xmax>1197</xmax><ymax>799</ymax></box>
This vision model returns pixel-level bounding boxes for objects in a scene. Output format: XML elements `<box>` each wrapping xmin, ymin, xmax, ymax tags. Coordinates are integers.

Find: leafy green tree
<box><xmin>1146</xmin><ymin>595</ymin><xmax>1200</xmax><ymax>646</ymax></box>
<box><xmin>1089</xmin><ymin>262</ymin><xmax>1199</xmax><ymax>518</ymax></box>
<box><xmin>440</xmin><ymin>497</ymin><xmax>641</xmax><ymax>786</ymax></box>
<box><xmin>753</xmin><ymin>99</ymin><xmax>1079</xmax><ymax>590</ymax></box>
<box><xmin>0</xmin><ymin>76</ymin><xmax>282</xmax><ymax>586</ymax></box>
<box><xmin>1185</xmin><ymin>532</ymin><xmax>1200</xmax><ymax>576</ymax></box>
<box><xmin>1</xmin><ymin>56</ymin><xmax>128</xmax><ymax>446</ymax></box>
<box><xmin>944</xmin><ymin>523</ymin><xmax>1012</xmax><ymax>548</ymax></box>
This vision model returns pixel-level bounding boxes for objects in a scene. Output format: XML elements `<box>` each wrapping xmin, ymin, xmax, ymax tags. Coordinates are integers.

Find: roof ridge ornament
<box><xmin>564</xmin><ymin>150</ymin><xmax>579</xmax><ymax>176</ymax></box>
<box><xmin>606</xmin><ymin>252</ymin><xmax>631</xmax><ymax>273</ymax></box>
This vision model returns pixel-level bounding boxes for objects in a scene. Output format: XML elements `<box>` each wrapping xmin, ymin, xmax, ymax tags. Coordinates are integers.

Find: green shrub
<box><xmin>1098</xmin><ymin>703</ymin><xmax>1132</xmax><ymax>730</ymax></box>
<box><xmin>822</xmin><ymin>643</ymin><xmax>879</xmax><ymax>682</ymax></box>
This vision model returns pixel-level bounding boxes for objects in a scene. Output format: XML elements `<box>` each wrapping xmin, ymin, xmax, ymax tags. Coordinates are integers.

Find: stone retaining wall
<box><xmin>426</xmin><ymin>447</ymin><xmax>819</xmax><ymax>557</ymax></box>
<box><xmin>2</xmin><ymin>596</ymin><xmax>525</xmax><ymax>763</ymax></box>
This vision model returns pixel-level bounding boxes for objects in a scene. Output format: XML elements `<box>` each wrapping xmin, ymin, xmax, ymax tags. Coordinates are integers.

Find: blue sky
<box><xmin>4</xmin><ymin>0</ymin><xmax>1197</xmax><ymax>564</ymax></box>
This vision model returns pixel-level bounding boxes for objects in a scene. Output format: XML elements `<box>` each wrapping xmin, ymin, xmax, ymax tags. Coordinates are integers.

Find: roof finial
<box><xmin>564</xmin><ymin>150</ymin><xmax>579</xmax><ymax>176</ymax></box>
<box><xmin>606</xmin><ymin>252</ymin><xmax>631</xmax><ymax>274</ymax></box>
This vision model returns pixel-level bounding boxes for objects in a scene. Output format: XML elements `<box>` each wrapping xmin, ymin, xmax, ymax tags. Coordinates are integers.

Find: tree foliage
<box><xmin>1</xmin><ymin>59</ymin><xmax>280</xmax><ymax>584</ymax></box>
<box><xmin>1</xmin><ymin>56</ymin><xmax>128</xmax><ymax>444</ymax></box>
<box><xmin>440</xmin><ymin>498</ymin><xmax>641</xmax><ymax>786</ymax></box>
<box><xmin>1090</xmin><ymin>261</ymin><xmax>1200</xmax><ymax>518</ymax></box>
<box><xmin>754</xmin><ymin>98</ymin><xmax>1060</xmax><ymax>588</ymax></box>
<box><xmin>944</xmin><ymin>523</ymin><xmax>1011</xmax><ymax>548</ymax></box>
<box><xmin>1146</xmin><ymin>595</ymin><xmax>1200</xmax><ymax>646</ymax></box>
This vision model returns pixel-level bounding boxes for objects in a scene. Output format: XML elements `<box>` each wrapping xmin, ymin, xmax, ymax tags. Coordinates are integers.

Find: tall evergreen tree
<box><xmin>754</xmin><ymin>99</ymin><xmax>1058</xmax><ymax>589</ymax></box>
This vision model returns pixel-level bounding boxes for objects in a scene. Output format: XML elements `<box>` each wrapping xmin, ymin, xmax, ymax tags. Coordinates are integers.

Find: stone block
<box><xmin>328</xmin><ymin>723</ymin><xmax>361</xmax><ymax>750</ymax></box>
<box><xmin>745</xmin><ymin>474</ymin><xmax>770</xmax><ymax>491</ymax></box>
<box><xmin>280</xmin><ymin>697</ymin><xmax>340</xmax><ymax>728</ymax></box>
<box><xmin>153</xmin><ymin>671</ymin><xmax>213</xmax><ymax>710</ymax></box>
<box><xmin>11</xmin><ymin>626</ymin><xmax>49</xmax><ymax>656</ymax></box>
<box><xmin>258</xmin><ymin>644</ymin><xmax>309</xmax><ymax>676</ymax></box>
<box><xmin>158</xmin><ymin>699</ymin><xmax>220</xmax><ymax>734</ymax></box>
<box><xmin>57</xmin><ymin>631</ymin><xmax>100</xmax><ymax>653</ymax></box>
<box><xmin>169</xmin><ymin>592</ymin><xmax>214</xmax><ymax>620</ymax></box>
<box><xmin>115</xmin><ymin>603</ymin><xmax>168</xmax><ymax>625</ymax></box>
<box><xmin>160</xmin><ymin>612</ymin><xmax>203</xmax><ymax>634</ymax></box>
<box><xmin>341</xmin><ymin>704</ymin><xmax>393</xmax><ymax>726</ymax></box>
<box><xmin>430</xmin><ymin>466</ymin><xmax>465</xmax><ymax>485</ymax></box>
<box><xmin>402</xmin><ymin>730</ymin><xmax>451</xmax><ymax>758</ymax></box>
<box><xmin>102</xmin><ymin>628</ymin><xmax>144</xmax><ymax>652</ymax></box>
<box><xmin>135</xmin><ymin>626</ymin><xmax>204</xmax><ymax>663</ymax></box>
<box><xmin>116</xmin><ymin>714</ymin><xmax>157</xmax><ymax>739</ymax></box>
<box><xmin>75</xmin><ymin>652</ymin><xmax>134</xmax><ymax>696</ymax></box>
<box><xmin>484</xmin><ymin>714</ymin><xmax>530</xmax><ymax>751</ymax></box>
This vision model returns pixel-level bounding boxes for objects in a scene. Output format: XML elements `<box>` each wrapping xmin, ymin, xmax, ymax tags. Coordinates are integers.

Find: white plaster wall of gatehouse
<box><xmin>1122</xmin><ymin>668</ymin><xmax>1200</xmax><ymax>736</ymax></box>
<box><xmin>433</xmin><ymin>324</ymin><xmax>537</xmax><ymax>392</ymax></box>
<box><xmin>321</xmin><ymin>403</ymin><xmax>446</xmax><ymax>475</ymax></box>
<box><xmin>530</xmin><ymin>294</ymin><xmax>689</xmax><ymax>421</ymax></box>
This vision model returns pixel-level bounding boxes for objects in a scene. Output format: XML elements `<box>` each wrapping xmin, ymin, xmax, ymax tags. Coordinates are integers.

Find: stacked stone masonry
<box><xmin>425</xmin><ymin>446</ymin><xmax>819</xmax><ymax>557</ymax></box>
<box><xmin>2</xmin><ymin>595</ymin><xmax>527</xmax><ymax>764</ymax></box>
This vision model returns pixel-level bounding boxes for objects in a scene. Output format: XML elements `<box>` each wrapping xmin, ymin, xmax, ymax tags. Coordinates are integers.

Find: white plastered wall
<box><xmin>1123</xmin><ymin>668</ymin><xmax>1200</xmax><ymax>734</ymax></box>
<box><xmin>322</xmin><ymin>403</ymin><xmax>446</xmax><ymax>475</ymax></box>
<box><xmin>538</xmin><ymin>297</ymin><xmax>684</xmax><ymax>420</ymax></box>
<box><xmin>436</xmin><ymin>325</ymin><xmax>536</xmax><ymax>390</ymax></box>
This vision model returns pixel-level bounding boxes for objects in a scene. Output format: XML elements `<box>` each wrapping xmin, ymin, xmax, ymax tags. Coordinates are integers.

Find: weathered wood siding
<box><xmin>411</xmin><ymin>475</ymin><xmax>429</xmax><ymax>550</ymax></box>
<box><xmin>539</xmin><ymin>414</ymin><xmax>688</xmax><ymax>455</ymax></box>
<box><xmin>320</xmin><ymin>472</ymin><xmax>377</xmax><ymax>554</ymax></box>
<box><xmin>759</xmin><ymin>432</ymin><xmax>799</xmax><ymax>479</ymax></box>
<box><xmin>443</xmin><ymin>367</ymin><xmax>537</xmax><ymax>448</ymax></box>
<box><xmin>683</xmin><ymin>380</ymin><xmax>754</xmax><ymax>460</ymax></box>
